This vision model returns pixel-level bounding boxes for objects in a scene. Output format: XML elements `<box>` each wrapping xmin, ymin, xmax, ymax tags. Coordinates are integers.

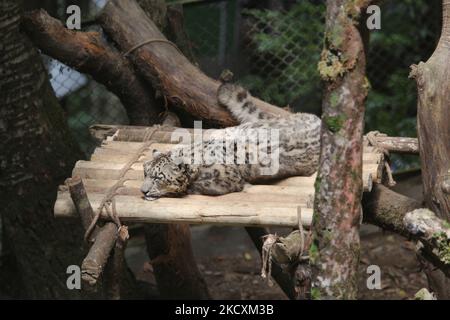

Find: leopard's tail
<box><xmin>217</xmin><ymin>83</ymin><xmax>273</xmax><ymax>123</ymax></box>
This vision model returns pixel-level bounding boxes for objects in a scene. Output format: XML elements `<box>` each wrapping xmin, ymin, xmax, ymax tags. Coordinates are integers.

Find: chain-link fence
<box><xmin>42</xmin><ymin>0</ymin><xmax>441</xmax><ymax>165</ymax></box>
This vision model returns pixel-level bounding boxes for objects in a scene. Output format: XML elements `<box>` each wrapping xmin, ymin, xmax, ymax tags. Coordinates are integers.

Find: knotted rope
<box><xmin>84</xmin><ymin>126</ymin><xmax>160</xmax><ymax>242</ymax></box>
<box><xmin>261</xmin><ymin>207</ymin><xmax>306</xmax><ymax>285</ymax></box>
<box><xmin>261</xmin><ymin>234</ymin><xmax>278</xmax><ymax>286</ymax></box>
<box><xmin>366</xmin><ymin>130</ymin><xmax>396</xmax><ymax>187</ymax></box>
<box><xmin>123</xmin><ymin>39</ymin><xmax>183</xmax><ymax>57</ymax></box>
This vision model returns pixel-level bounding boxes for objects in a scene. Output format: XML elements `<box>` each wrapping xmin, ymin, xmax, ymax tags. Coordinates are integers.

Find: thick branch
<box><xmin>362</xmin><ymin>184</ymin><xmax>421</xmax><ymax>235</ymax></box>
<box><xmin>22</xmin><ymin>9</ymin><xmax>162</xmax><ymax>125</ymax></box>
<box><xmin>363</xmin><ymin>185</ymin><xmax>449</xmax><ymax>277</ymax></box>
<box><xmin>98</xmin><ymin>0</ymin><xmax>289</xmax><ymax>127</ymax></box>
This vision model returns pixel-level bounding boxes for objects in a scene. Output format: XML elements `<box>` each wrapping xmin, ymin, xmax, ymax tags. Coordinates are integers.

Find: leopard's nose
<box><xmin>140</xmin><ymin>183</ymin><xmax>150</xmax><ymax>194</ymax></box>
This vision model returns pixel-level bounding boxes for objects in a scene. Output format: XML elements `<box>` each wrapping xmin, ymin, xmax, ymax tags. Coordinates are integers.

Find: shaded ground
<box><xmin>128</xmin><ymin>223</ymin><xmax>427</xmax><ymax>300</ymax></box>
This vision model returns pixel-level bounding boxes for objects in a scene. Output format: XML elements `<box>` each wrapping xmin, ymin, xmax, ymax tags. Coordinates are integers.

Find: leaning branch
<box><xmin>98</xmin><ymin>0</ymin><xmax>289</xmax><ymax>127</ymax></box>
<box><xmin>66</xmin><ymin>177</ymin><xmax>119</xmax><ymax>292</ymax></box>
<box><xmin>22</xmin><ymin>9</ymin><xmax>162</xmax><ymax>125</ymax></box>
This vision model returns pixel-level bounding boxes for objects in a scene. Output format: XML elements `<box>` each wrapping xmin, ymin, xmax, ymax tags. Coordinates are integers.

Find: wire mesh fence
<box><xmin>41</xmin><ymin>0</ymin><xmax>441</xmax><ymax>168</ymax></box>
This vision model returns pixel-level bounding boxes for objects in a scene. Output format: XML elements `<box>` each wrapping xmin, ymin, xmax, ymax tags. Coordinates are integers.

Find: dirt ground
<box><xmin>129</xmin><ymin>224</ymin><xmax>427</xmax><ymax>300</ymax></box>
<box><xmin>128</xmin><ymin>171</ymin><xmax>428</xmax><ymax>300</ymax></box>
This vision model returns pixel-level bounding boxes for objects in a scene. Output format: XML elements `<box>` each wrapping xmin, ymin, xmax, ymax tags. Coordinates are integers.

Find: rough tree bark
<box><xmin>409</xmin><ymin>0</ymin><xmax>450</xmax><ymax>299</ymax></box>
<box><xmin>0</xmin><ymin>0</ymin><xmax>86</xmax><ymax>298</ymax></box>
<box><xmin>311</xmin><ymin>0</ymin><xmax>372</xmax><ymax>299</ymax></box>
<box><xmin>0</xmin><ymin>0</ymin><xmax>145</xmax><ymax>299</ymax></box>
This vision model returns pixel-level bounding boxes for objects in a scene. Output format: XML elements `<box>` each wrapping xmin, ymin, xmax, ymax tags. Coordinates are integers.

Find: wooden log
<box><xmin>89</xmin><ymin>142</ymin><xmax>382</xmax><ymax>165</ymax></box>
<box><xmin>371</xmin><ymin>136</ymin><xmax>419</xmax><ymax>154</ymax></box>
<box><xmin>73</xmin><ymin>181</ymin><xmax>313</xmax><ymax>203</ymax></box>
<box><xmin>98</xmin><ymin>0</ymin><xmax>290</xmax><ymax>127</ymax></box>
<box><xmin>66</xmin><ymin>176</ymin><xmax>97</xmax><ymax>233</ymax></box>
<box><xmin>55</xmin><ymin>192</ymin><xmax>313</xmax><ymax>227</ymax></box>
<box><xmin>90</xmin><ymin>124</ymin><xmax>419</xmax><ymax>154</ymax></box>
<box><xmin>89</xmin><ymin>124</ymin><xmax>176</xmax><ymax>142</ymax></box>
<box><xmin>103</xmin><ymin>226</ymin><xmax>129</xmax><ymax>300</ymax></box>
<box><xmin>65</xmin><ymin>177</ymin><xmax>119</xmax><ymax>292</ymax></box>
<box><xmin>81</xmin><ymin>223</ymin><xmax>118</xmax><ymax>290</ymax></box>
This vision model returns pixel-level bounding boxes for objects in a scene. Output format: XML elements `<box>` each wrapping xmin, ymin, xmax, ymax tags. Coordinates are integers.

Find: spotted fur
<box><xmin>141</xmin><ymin>83</ymin><xmax>321</xmax><ymax>200</ymax></box>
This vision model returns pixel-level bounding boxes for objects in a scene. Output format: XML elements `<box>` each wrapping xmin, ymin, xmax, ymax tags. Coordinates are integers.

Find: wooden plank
<box><xmin>61</xmin><ymin>180</ymin><xmax>316</xmax><ymax>202</ymax></box>
<box><xmin>55</xmin><ymin>192</ymin><xmax>312</xmax><ymax>228</ymax></box>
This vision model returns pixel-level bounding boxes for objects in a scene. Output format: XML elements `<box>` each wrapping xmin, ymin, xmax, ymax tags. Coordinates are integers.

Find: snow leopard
<box><xmin>140</xmin><ymin>83</ymin><xmax>321</xmax><ymax>201</ymax></box>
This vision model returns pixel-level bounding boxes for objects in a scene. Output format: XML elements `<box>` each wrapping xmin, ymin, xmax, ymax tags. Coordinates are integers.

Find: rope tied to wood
<box><xmin>84</xmin><ymin>126</ymin><xmax>161</xmax><ymax>242</ymax></box>
<box><xmin>261</xmin><ymin>234</ymin><xmax>278</xmax><ymax>286</ymax></box>
<box><xmin>123</xmin><ymin>39</ymin><xmax>183</xmax><ymax>57</ymax></box>
<box><xmin>261</xmin><ymin>207</ymin><xmax>306</xmax><ymax>285</ymax></box>
<box><xmin>366</xmin><ymin>130</ymin><xmax>396</xmax><ymax>187</ymax></box>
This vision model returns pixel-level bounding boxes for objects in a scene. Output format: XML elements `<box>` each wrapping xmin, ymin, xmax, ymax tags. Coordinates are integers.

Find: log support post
<box><xmin>66</xmin><ymin>176</ymin><xmax>128</xmax><ymax>297</ymax></box>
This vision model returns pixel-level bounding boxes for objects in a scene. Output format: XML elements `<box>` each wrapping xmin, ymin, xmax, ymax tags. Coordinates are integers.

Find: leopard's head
<box><xmin>141</xmin><ymin>150</ymin><xmax>194</xmax><ymax>201</ymax></box>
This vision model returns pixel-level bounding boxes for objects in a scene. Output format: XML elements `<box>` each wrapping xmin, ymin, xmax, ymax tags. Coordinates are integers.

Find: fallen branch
<box><xmin>22</xmin><ymin>9</ymin><xmax>162</xmax><ymax>125</ymax></box>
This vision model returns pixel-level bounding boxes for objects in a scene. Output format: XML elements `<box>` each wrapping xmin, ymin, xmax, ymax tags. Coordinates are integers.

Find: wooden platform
<box><xmin>54</xmin><ymin>125</ymin><xmax>385</xmax><ymax>228</ymax></box>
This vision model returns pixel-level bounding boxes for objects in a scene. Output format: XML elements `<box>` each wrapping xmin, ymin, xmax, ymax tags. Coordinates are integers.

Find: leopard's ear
<box><xmin>152</xmin><ymin>149</ymin><xmax>163</xmax><ymax>158</ymax></box>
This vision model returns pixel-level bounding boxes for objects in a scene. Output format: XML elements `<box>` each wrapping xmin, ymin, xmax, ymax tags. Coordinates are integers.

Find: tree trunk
<box><xmin>410</xmin><ymin>0</ymin><xmax>450</xmax><ymax>299</ymax></box>
<box><xmin>0</xmin><ymin>0</ymin><xmax>86</xmax><ymax>298</ymax></box>
<box><xmin>311</xmin><ymin>0</ymin><xmax>372</xmax><ymax>299</ymax></box>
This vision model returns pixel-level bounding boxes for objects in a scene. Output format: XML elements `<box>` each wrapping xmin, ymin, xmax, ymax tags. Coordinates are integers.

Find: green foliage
<box><xmin>366</xmin><ymin>0</ymin><xmax>440</xmax><ymax>138</ymax></box>
<box><xmin>310</xmin><ymin>287</ymin><xmax>321</xmax><ymax>300</ymax></box>
<box><xmin>432</xmin><ymin>232</ymin><xmax>450</xmax><ymax>264</ymax></box>
<box><xmin>240</xmin><ymin>1</ymin><xmax>325</xmax><ymax>108</ymax></box>
<box><xmin>365</xmin><ymin>0</ymin><xmax>440</xmax><ymax>170</ymax></box>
